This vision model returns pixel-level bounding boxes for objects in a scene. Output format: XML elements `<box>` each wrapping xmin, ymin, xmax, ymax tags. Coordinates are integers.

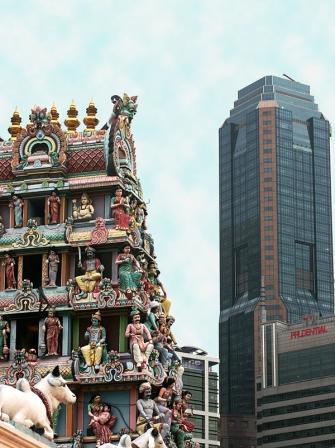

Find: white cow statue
<box><xmin>100</xmin><ymin>428</ymin><xmax>167</xmax><ymax>448</ymax></box>
<box><xmin>0</xmin><ymin>365</ymin><xmax>76</xmax><ymax>440</ymax></box>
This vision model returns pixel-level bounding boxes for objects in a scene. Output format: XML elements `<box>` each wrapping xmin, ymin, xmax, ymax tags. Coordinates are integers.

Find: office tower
<box><xmin>219</xmin><ymin>76</ymin><xmax>333</xmax><ymax>447</ymax></box>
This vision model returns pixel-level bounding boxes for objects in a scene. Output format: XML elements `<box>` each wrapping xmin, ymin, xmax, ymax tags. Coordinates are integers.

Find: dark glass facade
<box><xmin>219</xmin><ymin>76</ymin><xmax>333</xmax><ymax>447</ymax></box>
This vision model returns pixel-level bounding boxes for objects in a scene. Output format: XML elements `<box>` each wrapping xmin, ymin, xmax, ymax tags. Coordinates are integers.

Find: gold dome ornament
<box><xmin>83</xmin><ymin>99</ymin><xmax>99</xmax><ymax>132</ymax></box>
<box><xmin>8</xmin><ymin>108</ymin><xmax>22</xmax><ymax>141</ymax></box>
<box><xmin>50</xmin><ymin>103</ymin><xmax>61</xmax><ymax>127</ymax></box>
<box><xmin>64</xmin><ymin>100</ymin><xmax>80</xmax><ymax>133</ymax></box>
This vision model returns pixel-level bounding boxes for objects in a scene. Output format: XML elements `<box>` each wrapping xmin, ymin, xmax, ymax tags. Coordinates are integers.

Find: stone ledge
<box><xmin>0</xmin><ymin>420</ymin><xmax>57</xmax><ymax>448</ymax></box>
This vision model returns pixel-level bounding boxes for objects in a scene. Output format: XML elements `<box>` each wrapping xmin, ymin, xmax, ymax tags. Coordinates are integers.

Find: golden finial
<box><xmin>83</xmin><ymin>99</ymin><xmax>99</xmax><ymax>132</ymax></box>
<box><xmin>50</xmin><ymin>103</ymin><xmax>61</xmax><ymax>127</ymax></box>
<box><xmin>8</xmin><ymin>108</ymin><xmax>22</xmax><ymax>141</ymax></box>
<box><xmin>64</xmin><ymin>100</ymin><xmax>80</xmax><ymax>133</ymax></box>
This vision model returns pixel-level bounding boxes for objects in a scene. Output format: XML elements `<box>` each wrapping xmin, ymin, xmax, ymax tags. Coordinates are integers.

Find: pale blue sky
<box><xmin>0</xmin><ymin>0</ymin><xmax>335</xmax><ymax>355</ymax></box>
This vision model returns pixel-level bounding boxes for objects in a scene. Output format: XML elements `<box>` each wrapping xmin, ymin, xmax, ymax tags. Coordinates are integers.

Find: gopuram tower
<box><xmin>0</xmin><ymin>96</ymin><xmax>196</xmax><ymax>448</ymax></box>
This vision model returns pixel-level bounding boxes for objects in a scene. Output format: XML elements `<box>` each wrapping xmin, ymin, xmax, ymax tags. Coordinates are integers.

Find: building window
<box><xmin>235</xmin><ymin>245</ymin><xmax>248</xmax><ymax>297</ymax></box>
<box><xmin>264</xmin><ymin>177</ymin><xmax>272</xmax><ymax>182</ymax></box>
<box><xmin>295</xmin><ymin>241</ymin><xmax>315</xmax><ymax>293</ymax></box>
<box><xmin>264</xmin><ymin>148</ymin><xmax>272</xmax><ymax>153</ymax></box>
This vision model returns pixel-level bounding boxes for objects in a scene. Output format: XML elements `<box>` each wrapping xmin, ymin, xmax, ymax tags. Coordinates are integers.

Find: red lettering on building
<box><xmin>290</xmin><ymin>325</ymin><xmax>328</xmax><ymax>339</ymax></box>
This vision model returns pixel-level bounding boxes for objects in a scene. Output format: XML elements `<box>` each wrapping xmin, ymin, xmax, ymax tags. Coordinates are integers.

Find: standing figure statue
<box><xmin>136</xmin><ymin>382</ymin><xmax>168</xmax><ymax>437</ymax></box>
<box><xmin>125</xmin><ymin>308</ymin><xmax>153</xmax><ymax>370</ymax></box>
<box><xmin>0</xmin><ymin>216</ymin><xmax>5</xmax><ymax>236</ymax></box>
<box><xmin>2</xmin><ymin>253</ymin><xmax>16</xmax><ymax>289</ymax></box>
<box><xmin>72</xmin><ymin>192</ymin><xmax>94</xmax><ymax>221</ymax></box>
<box><xmin>9</xmin><ymin>195</ymin><xmax>24</xmax><ymax>228</ymax></box>
<box><xmin>48</xmin><ymin>190</ymin><xmax>61</xmax><ymax>224</ymax></box>
<box><xmin>42</xmin><ymin>308</ymin><xmax>63</xmax><ymax>356</ymax></box>
<box><xmin>0</xmin><ymin>315</ymin><xmax>10</xmax><ymax>360</ymax></box>
<box><xmin>147</xmin><ymin>262</ymin><xmax>171</xmax><ymax>316</ymax></box>
<box><xmin>115</xmin><ymin>245</ymin><xmax>142</xmax><ymax>293</ymax></box>
<box><xmin>110</xmin><ymin>188</ymin><xmax>130</xmax><ymax>230</ymax></box>
<box><xmin>76</xmin><ymin>246</ymin><xmax>103</xmax><ymax>299</ymax></box>
<box><xmin>81</xmin><ymin>311</ymin><xmax>106</xmax><ymax>371</ymax></box>
<box><xmin>45</xmin><ymin>249</ymin><xmax>60</xmax><ymax>287</ymax></box>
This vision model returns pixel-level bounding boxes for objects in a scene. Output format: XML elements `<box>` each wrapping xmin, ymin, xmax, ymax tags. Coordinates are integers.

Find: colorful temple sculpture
<box><xmin>0</xmin><ymin>97</ymin><xmax>198</xmax><ymax>448</ymax></box>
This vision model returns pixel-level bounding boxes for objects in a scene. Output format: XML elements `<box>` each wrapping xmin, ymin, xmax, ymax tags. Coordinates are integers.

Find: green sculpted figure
<box><xmin>115</xmin><ymin>245</ymin><xmax>143</xmax><ymax>292</ymax></box>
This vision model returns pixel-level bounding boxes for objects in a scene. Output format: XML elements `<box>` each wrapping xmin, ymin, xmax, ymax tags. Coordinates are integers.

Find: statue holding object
<box><xmin>42</xmin><ymin>308</ymin><xmax>63</xmax><ymax>356</ymax></box>
<box><xmin>81</xmin><ymin>311</ymin><xmax>107</xmax><ymax>371</ymax></box>
<box><xmin>2</xmin><ymin>253</ymin><xmax>16</xmax><ymax>289</ymax></box>
<box><xmin>0</xmin><ymin>314</ymin><xmax>10</xmax><ymax>360</ymax></box>
<box><xmin>45</xmin><ymin>249</ymin><xmax>60</xmax><ymax>287</ymax></box>
<box><xmin>75</xmin><ymin>246</ymin><xmax>103</xmax><ymax>299</ymax></box>
<box><xmin>125</xmin><ymin>308</ymin><xmax>153</xmax><ymax>370</ymax></box>
<box><xmin>110</xmin><ymin>188</ymin><xmax>130</xmax><ymax>230</ymax></box>
<box><xmin>115</xmin><ymin>245</ymin><xmax>142</xmax><ymax>293</ymax></box>
<box><xmin>136</xmin><ymin>382</ymin><xmax>168</xmax><ymax>438</ymax></box>
<box><xmin>48</xmin><ymin>190</ymin><xmax>61</xmax><ymax>224</ymax></box>
<box><xmin>9</xmin><ymin>195</ymin><xmax>24</xmax><ymax>228</ymax></box>
<box><xmin>72</xmin><ymin>192</ymin><xmax>94</xmax><ymax>221</ymax></box>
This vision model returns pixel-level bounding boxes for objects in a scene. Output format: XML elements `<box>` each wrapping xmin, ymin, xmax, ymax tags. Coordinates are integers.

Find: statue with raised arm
<box><xmin>81</xmin><ymin>311</ymin><xmax>106</xmax><ymax>371</ymax></box>
<box><xmin>136</xmin><ymin>382</ymin><xmax>168</xmax><ymax>438</ymax></box>
<box><xmin>75</xmin><ymin>246</ymin><xmax>103</xmax><ymax>299</ymax></box>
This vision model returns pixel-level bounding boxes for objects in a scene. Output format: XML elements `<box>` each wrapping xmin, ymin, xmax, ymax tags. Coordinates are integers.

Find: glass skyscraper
<box><xmin>219</xmin><ymin>76</ymin><xmax>333</xmax><ymax>448</ymax></box>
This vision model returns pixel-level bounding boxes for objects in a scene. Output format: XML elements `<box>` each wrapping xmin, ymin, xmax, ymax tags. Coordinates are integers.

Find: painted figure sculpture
<box><xmin>76</xmin><ymin>246</ymin><xmax>103</xmax><ymax>298</ymax></box>
<box><xmin>45</xmin><ymin>249</ymin><xmax>60</xmax><ymax>287</ymax></box>
<box><xmin>2</xmin><ymin>253</ymin><xmax>16</xmax><ymax>289</ymax></box>
<box><xmin>48</xmin><ymin>190</ymin><xmax>61</xmax><ymax>224</ymax></box>
<box><xmin>110</xmin><ymin>188</ymin><xmax>130</xmax><ymax>230</ymax></box>
<box><xmin>42</xmin><ymin>308</ymin><xmax>63</xmax><ymax>356</ymax></box>
<box><xmin>125</xmin><ymin>308</ymin><xmax>153</xmax><ymax>370</ymax></box>
<box><xmin>0</xmin><ymin>314</ymin><xmax>10</xmax><ymax>360</ymax></box>
<box><xmin>88</xmin><ymin>394</ymin><xmax>117</xmax><ymax>446</ymax></box>
<box><xmin>72</xmin><ymin>192</ymin><xmax>94</xmax><ymax>220</ymax></box>
<box><xmin>115</xmin><ymin>245</ymin><xmax>142</xmax><ymax>292</ymax></box>
<box><xmin>9</xmin><ymin>195</ymin><xmax>24</xmax><ymax>228</ymax></box>
<box><xmin>81</xmin><ymin>311</ymin><xmax>106</xmax><ymax>371</ymax></box>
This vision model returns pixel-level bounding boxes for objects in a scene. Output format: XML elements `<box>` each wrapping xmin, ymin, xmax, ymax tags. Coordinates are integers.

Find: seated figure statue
<box><xmin>81</xmin><ymin>311</ymin><xmax>106</xmax><ymax>371</ymax></box>
<box><xmin>76</xmin><ymin>246</ymin><xmax>103</xmax><ymax>299</ymax></box>
<box><xmin>72</xmin><ymin>192</ymin><xmax>94</xmax><ymax>220</ymax></box>
<box><xmin>136</xmin><ymin>382</ymin><xmax>168</xmax><ymax>438</ymax></box>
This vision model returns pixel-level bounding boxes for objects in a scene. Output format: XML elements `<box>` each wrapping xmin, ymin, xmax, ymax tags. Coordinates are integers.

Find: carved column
<box><xmin>62</xmin><ymin>315</ymin><xmax>71</xmax><ymax>356</ymax></box>
<box><xmin>9</xmin><ymin>204</ymin><xmax>14</xmax><ymax>228</ymax></box>
<box><xmin>104</xmin><ymin>193</ymin><xmax>111</xmax><ymax>219</ymax></box>
<box><xmin>22</xmin><ymin>200</ymin><xmax>28</xmax><ymax>227</ymax></box>
<box><xmin>60</xmin><ymin>195</ymin><xmax>66</xmax><ymax>223</ymax></box>
<box><xmin>42</xmin><ymin>253</ymin><xmax>48</xmax><ymax>286</ymax></box>
<box><xmin>61</xmin><ymin>252</ymin><xmax>69</xmax><ymax>286</ymax></box>
<box><xmin>9</xmin><ymin>320</ymin><xmax>16</xmax><ymax>361</ymax></box>
<box><xmin>44</xmin><ymin>196</ymin><xmax>49</xmax><ymax>225</ymax></box>
<box><xmin>111</xmin><ymin>249</ymin><xmax>118</xmax><ymax>283</ymax></box>
<box><xmin>0</xmin><ymin>256</ymin><xmax>5</xmax><ymax>291</ymax></box>
<box><xmin>17</xmin><ymin>256</ymin><xmax>23</xmax><ymax>288</ymax></box>
<box><xmin>38</xmin><ymin>318</ymin><xmax>45</xmax><ymax>357</ymax></box>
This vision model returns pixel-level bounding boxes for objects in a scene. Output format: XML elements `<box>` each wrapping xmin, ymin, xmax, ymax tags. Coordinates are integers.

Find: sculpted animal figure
<box><xmin>0</xmin><ymin>365</ymin><xmax>76</xmax><ymax>440</ymax></box>
<box><xmin>100</xmin><ymin>427</ymin><xmax>167</xmax><ymax>448</ymax></box>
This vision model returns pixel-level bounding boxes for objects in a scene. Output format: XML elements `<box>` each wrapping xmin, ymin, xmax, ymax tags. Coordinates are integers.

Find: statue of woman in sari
<box><xmin>48</xmin><ymin>190</ymin><xmax>61</xmax><ymax>224</ymax></box>
<box><xmin>115</xmin><ymin>245</ymin><xmax>142</xmax><ymax>292</ymax></box>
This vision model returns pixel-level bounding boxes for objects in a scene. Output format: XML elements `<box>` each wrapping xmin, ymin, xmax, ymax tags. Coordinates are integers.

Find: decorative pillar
<box><xmin>61</xmin><ymin>252</ymin><xmax>69</xmax><ymax>286</ymax></box>
<box><xmin>112</xmin><ymin>249</ymin><xmax>118</xmax><ymax>283</ymax></box>
<box><xmin>62</xmin><ymin>315</ymin><xmax>71</xmax><ymax>356</ymax></box>
<box><xmin>65</xmin><ymin>402</ymin><xmax>74</xmax><ymax>437</ymax></box>
<box><xmin>0</xmin><ymin>256</ymin><xmax>5</xmax><ymax>290</ymax></box>
<box><xmin>9</xmin><ymin>204</ymin><xmax>14</xmax><ymax>228</ymax></box>
<box><xmin>129</xmin><ymin>385</ymin><xmax>137</xmax><ymax>430</ymax></box>
<box><xmin>77</xmin><ymin>390</ymin><xmax>84</xmax><ymax>433</ymax></box>
<box><xmin>42</xmin><ymin>253</ymin><xmax>48</xmax><ymax>286</ymax></box>
<box><xmin>22</xmin><ymin>200</ymin><xmax>28</xmax><ymax>227</ymax></box>
<box><xmin>60</xmin><ymin>195</ymin><xmax>66</xmax><ymax>223</ymax></box>
<box><xmin>104</xmin><ymin>193</ymin><xmax>110</xmax><ymax>219</ymax></box>
<box><xmin>38</xmin><ymin>318</ymin><xmax>46</xmax><ymax>357</ymax></box>
<box><xmin>69</xmin><ymin>253</ymin><xmax>75</xmax><ymax>279</ymax></box>
<box><xmin>44</xmin><ymin>196</ymin><xmax>49</xmax><ymax>225</ymax></box>
<box><xmin>72</xmin><ymin>317</ymin><xmax>79</xmax><ymax>350</ymax></box>
<box><xmin>9</xmin><ymin>320</ymin><xmax>16</xmax><ymax>361</ymax></box>
<box><xmin>119</xmin><ymin>314</ymin><xmax>128</xmax><ymax>352</ymax></box>
<box><xmin>17</xmin><ymin>256</ymin><xmax>23</xmax><ymax>288</ymax></box>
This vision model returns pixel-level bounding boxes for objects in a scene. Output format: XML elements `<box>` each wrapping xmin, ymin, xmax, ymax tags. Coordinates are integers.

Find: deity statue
<box><xmin>115</xmin><ymin>245</ymin><xmax>142</xmax><ymax>292</ymax></box>
<box><xmin>154</xmin><ymin>377</ymin><xmax>175</xmax><ymax>429</ymax></box>
<box><xmin>42</xmin><ymin>308</ymin><xmax>63</xmax><ymax>356</ymax></box>
<box><xmin>144</xmin><ymin>301</ymin><xmax>160</xmax><ymax>334</ymax></box>
<box><xmin>171</xmin><ymin>397</ymin><xmax>192</xmax><ymax>448</ymax></box>
<box><xmin>0</xmin><ymin>216</ymin><xmax>5</xmax><ymax>237</ymax></box>
<box><xmin>45</xmin><ymin>249</ymin><xmax>60</xmax><ymax>287</ymax></box>
<box><xmin>2</xmin><ymin>253</ymin><xmax>16</xmax><ymax>289</ymax></box>
<box><xmin>125</xmin><ymin>308</ymin><xmax>153</xmax><ymax>370</ymax></box>
<box><xmin>136</xmin><ymin>382</ymin><xmax>168</xmax><ymax>437</ymax></box>
<box><xmin>0</xmin><ymin>315</ymin><xmax>10</xmax><ymax>360</ymax></box>
<box><xmin>76</xmin><ymin>246</ymin><xmax>103</xmax><ymax>299</ymax></box>
<box><xmin>81</xmin><ymin>311</ymin><xmax>106</xmax><ymax>370</ymax></box>
<box><xmin>9</xmin><ymin>195</ymin><xmax>24</xmax><ymax>228</ymax></box>
<box><xmin>158</xmin><ymin>314</ymin><xmax>181</xmax><ymax>364</ymax></box>
<box><xmin>72</xmin><ymin>193</ymin><xmax>94</xmax><ymax>221</ymax></box>
<box><xmin>48</xmin><ymin>190</ymin><xmax>61</xmax><ymax>224</ymax></box>
<box><xmin>88</xmin><ymin>394</ymin><xmax>117</xmax><ymax>446</ymax></box>
<box><xmin>147</xmin><ymin>262</ymin><xmax>171</xmax><ymax>316</ymax></box>
<box><xmin>110</xmin><ymin>188</ymin><xmax>130</xmax><ymax>230</ymax></box>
